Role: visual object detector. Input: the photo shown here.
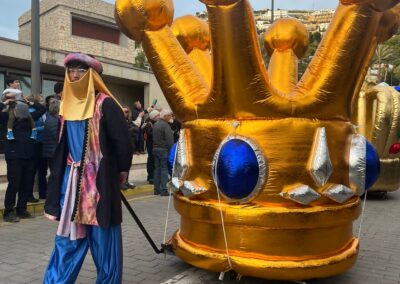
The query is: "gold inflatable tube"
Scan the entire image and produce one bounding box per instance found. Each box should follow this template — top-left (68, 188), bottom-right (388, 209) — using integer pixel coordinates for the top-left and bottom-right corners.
top-left (355, 86), bottom-right (400, 192)
top-left (264, 19), bottom-right (308, 94)
top-left (115, 0), bottom-right (400, 280)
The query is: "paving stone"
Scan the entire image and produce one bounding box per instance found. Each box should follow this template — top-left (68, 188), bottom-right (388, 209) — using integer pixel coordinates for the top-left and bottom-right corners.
top-left (0, 190), bottom-right (399, 283)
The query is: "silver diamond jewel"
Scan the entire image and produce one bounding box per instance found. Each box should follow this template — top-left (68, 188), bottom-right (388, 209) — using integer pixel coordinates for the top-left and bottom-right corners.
top-left (172, 130), bottom-right (188, 180)
top-left (323, 184), bottom-right (355, 203)
top-left (280, 184), bottom-right (321, 205)
top-left (349, 134), bottom-right (367, 196)
top-left (181, 181), bottom-right (207, 197)
top-left (309, 127), bottom-right (333, 187)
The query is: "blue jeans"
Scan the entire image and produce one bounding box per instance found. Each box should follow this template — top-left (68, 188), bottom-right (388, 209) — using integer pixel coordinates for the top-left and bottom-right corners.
top-left (153, 148), bottom-right (169, 193)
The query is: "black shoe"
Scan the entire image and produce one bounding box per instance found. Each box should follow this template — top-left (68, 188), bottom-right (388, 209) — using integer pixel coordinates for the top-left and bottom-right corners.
top-left (159, 190), bottom-right (171, 196)
top-left (120, 183), bottom-right (129, 191)
top-left (126, 182), bottom-right (136, 189)
top-left (27, 197), bottom-right (39, 203)
top-left (3, 212), bottom-right (20, 223)
top-left (16, 210), bottom-right (33, 219)
top-left (154, 190), bottom-right (160, 195)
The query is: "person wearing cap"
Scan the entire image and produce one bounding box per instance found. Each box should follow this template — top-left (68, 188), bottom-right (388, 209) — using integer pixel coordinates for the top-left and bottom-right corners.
top-left (2, 77), bottom-right (38, 140)
top-left (43, 53), bottom-right (132, 283)
top-left (143, 110), bottom-right (160, 185)
top-left (0, 93), bottom-right (46, 222)
top-left (152, 109), bottom-right (174, 196)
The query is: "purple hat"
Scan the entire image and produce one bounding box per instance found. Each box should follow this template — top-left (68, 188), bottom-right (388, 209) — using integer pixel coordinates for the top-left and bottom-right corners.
top-left (64, 52), bottom-right (103, 74)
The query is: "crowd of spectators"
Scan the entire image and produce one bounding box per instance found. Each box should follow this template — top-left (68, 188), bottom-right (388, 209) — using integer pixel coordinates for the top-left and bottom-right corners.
top-left (1, 78), bottom-right (61, 222)
top-left (1, 77), bottom-right (179, 222)
top-left (124, 100), bottom-right (180, 194)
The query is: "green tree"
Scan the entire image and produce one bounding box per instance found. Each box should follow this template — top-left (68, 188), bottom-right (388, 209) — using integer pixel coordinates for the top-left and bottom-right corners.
top-left (298, 32), bottom-right (321, 77)
top-left (258, 34), bottom-right (270, 67)
top-left (134, 50), bottom-right (148, 69)
top-left (372, 39), bottom-right (400, 84)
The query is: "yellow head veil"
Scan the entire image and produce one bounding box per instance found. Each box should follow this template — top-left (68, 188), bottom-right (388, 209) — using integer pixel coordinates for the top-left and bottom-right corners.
top-left (60, 68), bottom-right (122, 120)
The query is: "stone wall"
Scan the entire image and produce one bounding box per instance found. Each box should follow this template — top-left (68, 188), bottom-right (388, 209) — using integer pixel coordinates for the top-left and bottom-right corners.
top-left (18, 0), bottom-right (137, 64)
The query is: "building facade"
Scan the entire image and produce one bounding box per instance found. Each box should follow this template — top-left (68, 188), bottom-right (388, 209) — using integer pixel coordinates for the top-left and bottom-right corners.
top-left (18, 0), bottom-right (140, 64)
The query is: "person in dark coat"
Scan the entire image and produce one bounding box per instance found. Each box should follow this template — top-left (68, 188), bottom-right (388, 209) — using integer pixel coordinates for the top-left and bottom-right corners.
top-left (169, 114), bottom-right (182, 143)
top-left (43, 53), bottom-right (132, 283)
top-left (143, 110), bottom-right (160, 185)
top-left (120, 106), bottom-right (137, 190)
top-left (41, 99), bottom-right (60, 174)
top-left (0, 98), bottom-right (46, 222)
top-left (27, 94), bottom-right (47, 202)
top-left (152, 109), bottom-right (174, 196)
top-left (131, 100), bottom-right (145, 153)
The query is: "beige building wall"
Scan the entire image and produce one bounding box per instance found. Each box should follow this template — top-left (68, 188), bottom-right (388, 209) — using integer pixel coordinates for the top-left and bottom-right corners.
top-left (18, 0), bottom-right (137, 64)
top-left (15, 0), bottom-right (169, 111)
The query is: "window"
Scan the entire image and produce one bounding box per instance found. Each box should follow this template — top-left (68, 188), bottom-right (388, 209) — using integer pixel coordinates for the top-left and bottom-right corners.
top-left (0, 73), bottom-right (4, 90)
top-left (19, 76), bottom-right (32, 96)
top-left (42, 79), bottom-right (61, 97)
top-left (72, 16), bottom-right (120, 45)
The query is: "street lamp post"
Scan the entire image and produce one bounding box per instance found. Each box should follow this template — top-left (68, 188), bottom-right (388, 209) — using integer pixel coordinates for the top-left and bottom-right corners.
top-left (271, 0), bottom-right (274, 23)
top-left (31, 0), bottom-right (41, 95)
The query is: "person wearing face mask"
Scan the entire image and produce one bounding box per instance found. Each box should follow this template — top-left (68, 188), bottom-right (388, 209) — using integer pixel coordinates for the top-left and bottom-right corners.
top-left (43, 52), bottom-right (132, 284)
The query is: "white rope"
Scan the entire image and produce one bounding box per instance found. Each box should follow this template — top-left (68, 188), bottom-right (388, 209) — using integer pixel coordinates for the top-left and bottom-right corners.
top-left (163, 187), bottom-right (173, 246)
top-left (163, 142), bottom-right (180, 247)
top-left (357, 190), bottom-right (369, 240)
top-left (214, 161), bottom-right (233, 272)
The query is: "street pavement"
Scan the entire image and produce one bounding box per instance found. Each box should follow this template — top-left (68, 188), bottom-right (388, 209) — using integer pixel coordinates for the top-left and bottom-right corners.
top-left (0, 189), bottom-right (399, 284)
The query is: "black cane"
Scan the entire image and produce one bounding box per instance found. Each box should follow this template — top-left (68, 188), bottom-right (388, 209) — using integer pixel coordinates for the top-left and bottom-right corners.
top-left (120, 192), bottom-right (165, 254)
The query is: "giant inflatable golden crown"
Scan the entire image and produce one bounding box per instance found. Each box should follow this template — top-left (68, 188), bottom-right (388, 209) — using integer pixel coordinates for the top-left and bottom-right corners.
top-left (353, 83), bottom-right (400, 193)
top-left (115, 0), bottom-right (400, 280)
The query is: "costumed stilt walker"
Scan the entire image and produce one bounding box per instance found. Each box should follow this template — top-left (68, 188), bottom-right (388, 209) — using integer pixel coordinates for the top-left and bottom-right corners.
top-left (43, 53), bottom-right (132, 284)
top-left (115, 0), bottom-right (400, 281)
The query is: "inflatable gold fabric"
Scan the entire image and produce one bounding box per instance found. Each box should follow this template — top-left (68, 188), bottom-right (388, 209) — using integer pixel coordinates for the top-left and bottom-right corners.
top-left (354, 85), bottom-right (400, 192)
top-left (115, 0), bottom-right (400, 280)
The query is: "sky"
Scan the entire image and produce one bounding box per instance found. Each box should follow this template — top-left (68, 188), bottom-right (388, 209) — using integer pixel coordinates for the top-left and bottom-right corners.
top-left (0, 0), bottom-right (339, 40)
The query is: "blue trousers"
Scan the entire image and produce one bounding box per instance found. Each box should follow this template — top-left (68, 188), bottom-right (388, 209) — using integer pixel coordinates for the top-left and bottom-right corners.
top-left (44, 225), bottom-right (122, 284)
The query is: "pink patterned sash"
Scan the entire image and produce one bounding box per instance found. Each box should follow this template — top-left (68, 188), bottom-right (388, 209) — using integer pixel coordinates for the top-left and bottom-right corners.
top-left (56, 155), bottom-right (86, 240)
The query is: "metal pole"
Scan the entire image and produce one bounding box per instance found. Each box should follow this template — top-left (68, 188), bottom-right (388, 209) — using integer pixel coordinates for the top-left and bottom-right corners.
top-left (31, 0), bottom-right (41, 95)
top-left (271, 0), bottom-right (274, 23)
top-left (120, 192), bottom-right (164, 254)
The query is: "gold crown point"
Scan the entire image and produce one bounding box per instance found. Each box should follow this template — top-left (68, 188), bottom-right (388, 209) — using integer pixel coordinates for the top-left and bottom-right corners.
top-left (376, 4), bottom-right (400, 43)
top-left (200, 0), bottom-right (239, 5)
top-left (341, 0), bottom-right (399, 11)
top-left (264, 18), bottom-right (309, 59)
top-left (172, 15), bottom-right (210, 53)
top-left (115, 0), bottom-right (174, 41)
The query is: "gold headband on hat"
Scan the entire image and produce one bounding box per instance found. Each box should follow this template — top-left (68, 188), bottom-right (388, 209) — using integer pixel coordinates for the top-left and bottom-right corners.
top-left (60, 68), bottom-right (122, 120)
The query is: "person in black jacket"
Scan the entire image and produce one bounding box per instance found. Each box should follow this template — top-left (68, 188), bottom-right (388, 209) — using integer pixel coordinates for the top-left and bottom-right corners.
top-left (152, 109), bottom-right (174, 196)
top-left (131, 100), bottom-right (145, 153)
top-left (143, 110), bottom-right (160, 185)
top-left (43, 53), bottom-right (132, 284)
top-left (41, 99), bottom-right (60, 174)
top-left (0, 98), bottom-right (46, 222)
